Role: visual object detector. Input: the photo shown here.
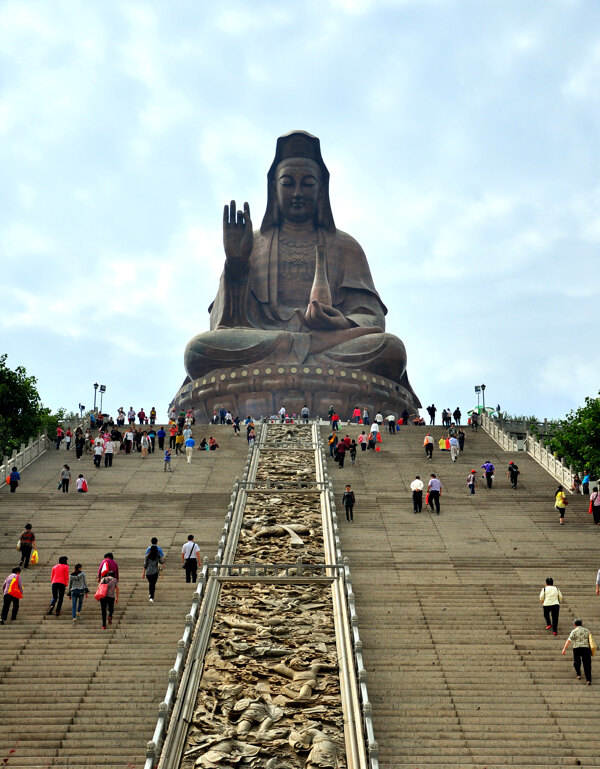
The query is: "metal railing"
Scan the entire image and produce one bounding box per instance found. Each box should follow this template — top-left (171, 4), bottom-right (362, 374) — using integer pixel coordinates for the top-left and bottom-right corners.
top-left (144, 441), bottom-right (258, 769)
top-left (241, 478), bottom-right (327, 490)
top-left (147, 420), bottom-right (377, 769)
top-left (207, 558), bottom-right (344, 579)
top-left (317, 436), bottom-right (378, 769)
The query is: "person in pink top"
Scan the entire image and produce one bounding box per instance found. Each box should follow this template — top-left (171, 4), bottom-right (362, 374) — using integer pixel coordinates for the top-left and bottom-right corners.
top-left (48, 556), bottom-right (70, 616)
top-left (98, 553), bottom-right (119, 582)
top-left (2, 567), bottom-right (23, 624)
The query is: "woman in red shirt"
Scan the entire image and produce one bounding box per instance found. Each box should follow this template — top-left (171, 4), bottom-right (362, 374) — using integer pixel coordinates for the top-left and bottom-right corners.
top-left (48, 556), bottom-right (69, 616)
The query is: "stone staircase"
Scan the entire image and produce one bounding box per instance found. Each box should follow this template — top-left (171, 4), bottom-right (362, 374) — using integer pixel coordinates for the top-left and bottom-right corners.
top-left (0, 427), bottom-right (247, 768)
top-left (325, 423), bottom-right (600, 768)
top-left (3, 418), bottom-right (599, 768)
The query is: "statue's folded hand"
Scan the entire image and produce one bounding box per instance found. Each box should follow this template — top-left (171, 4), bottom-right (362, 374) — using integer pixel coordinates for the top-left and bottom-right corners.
top-left (301, 300), bottom-right (352, 331)
top-left (223, 200), bottom-right (253, 270)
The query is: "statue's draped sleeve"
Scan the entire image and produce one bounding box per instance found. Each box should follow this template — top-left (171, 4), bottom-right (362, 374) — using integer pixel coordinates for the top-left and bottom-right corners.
top-left (325, 230), bottom-right (387, 330)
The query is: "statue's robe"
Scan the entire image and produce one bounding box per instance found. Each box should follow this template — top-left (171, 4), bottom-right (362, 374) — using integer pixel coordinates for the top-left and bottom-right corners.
top-left (184, 227), bottom-right (417, 400)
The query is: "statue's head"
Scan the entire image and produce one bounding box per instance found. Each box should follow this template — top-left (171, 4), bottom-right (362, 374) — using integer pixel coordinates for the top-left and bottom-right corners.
top-left (261, 131), bottom-right (335, 234)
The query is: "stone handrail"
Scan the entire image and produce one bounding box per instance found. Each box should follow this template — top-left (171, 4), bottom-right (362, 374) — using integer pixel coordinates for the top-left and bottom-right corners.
top-left (480, 413), bottom-right (518, 452)
top-left (480, 412), bottom-right (578, 493)
top-left (0, 432), bottom-right (51, 483)
top-left (524, 433), bottom-right (579, 493)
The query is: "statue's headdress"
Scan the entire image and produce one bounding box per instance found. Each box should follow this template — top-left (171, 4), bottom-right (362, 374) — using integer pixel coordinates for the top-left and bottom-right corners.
top-left (260, 130), bottom-right (335, 234)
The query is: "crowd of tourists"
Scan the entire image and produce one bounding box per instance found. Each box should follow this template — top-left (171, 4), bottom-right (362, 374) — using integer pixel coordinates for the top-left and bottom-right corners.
top-left (3, 527), bottom-right (204, 628)
top-left (4, 399), bottom-right (598, 687)
top-left (48, 407), bottom-right (226, 483)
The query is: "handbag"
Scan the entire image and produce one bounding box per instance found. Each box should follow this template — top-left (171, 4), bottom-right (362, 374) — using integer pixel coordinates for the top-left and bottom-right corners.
top-left (589, 633), bottom-right (597, 657)
top-left (57, 481), bottom-right (62, 491)
top-left (30, 549), bottom-right (39, 566)
top-left (95, 582), bottom-right (109, 600)
top-left (16, 540), bottom-right (21, 552)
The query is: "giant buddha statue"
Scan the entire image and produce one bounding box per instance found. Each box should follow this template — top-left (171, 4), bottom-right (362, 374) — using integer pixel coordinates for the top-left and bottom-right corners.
top-left (172, 131), bottom-right (420, 419)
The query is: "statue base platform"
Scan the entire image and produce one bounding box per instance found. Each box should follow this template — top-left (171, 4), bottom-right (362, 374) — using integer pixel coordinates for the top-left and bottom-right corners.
top-left (170, 363), bottom-right (420, 422)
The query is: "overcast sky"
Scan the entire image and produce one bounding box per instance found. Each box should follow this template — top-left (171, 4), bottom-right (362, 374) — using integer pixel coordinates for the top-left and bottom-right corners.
top-left (1, 0), bottom-right (598, 422)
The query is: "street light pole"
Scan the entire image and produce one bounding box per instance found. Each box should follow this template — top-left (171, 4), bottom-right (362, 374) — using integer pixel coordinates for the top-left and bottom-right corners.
top-left (481, 384), bottom-right (486, 412)
top-left (99, 385), bottom-right (106, 413)
top-left (93, 383), bottom-right (98, 412)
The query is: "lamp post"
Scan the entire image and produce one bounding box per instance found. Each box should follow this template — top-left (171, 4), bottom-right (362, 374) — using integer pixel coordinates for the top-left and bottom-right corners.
top-left (99, 385), bottom-right (106, 412)
top-left (481, 384), bottom-right (486, 412)
top-left (93, 383), bottom-right (98, 412)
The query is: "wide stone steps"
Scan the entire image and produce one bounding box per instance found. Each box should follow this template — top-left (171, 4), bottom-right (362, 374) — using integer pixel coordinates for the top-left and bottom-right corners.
top-left (0, 428), bottom-right (246, 768)
top-left (326, 423), bottom-right (600, 767)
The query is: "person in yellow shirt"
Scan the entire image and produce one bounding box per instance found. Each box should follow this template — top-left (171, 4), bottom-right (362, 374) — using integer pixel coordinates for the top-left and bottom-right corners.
top-left (555, 485), bottom-right (567, 525)
top-left (175, 431), bottom-right (185, 456)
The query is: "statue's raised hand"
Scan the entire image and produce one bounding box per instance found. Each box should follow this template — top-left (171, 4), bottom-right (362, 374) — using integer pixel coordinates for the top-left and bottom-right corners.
top-left (223, 201), bottom-right (253, 269)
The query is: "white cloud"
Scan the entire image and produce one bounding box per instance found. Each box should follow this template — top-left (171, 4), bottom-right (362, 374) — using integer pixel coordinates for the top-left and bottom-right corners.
top-left (562, 41), bottom-right (600, 98)
top-left (0, 0), bottom-right (598, 419)
top-left (1, 222), bottom-right (56, 260)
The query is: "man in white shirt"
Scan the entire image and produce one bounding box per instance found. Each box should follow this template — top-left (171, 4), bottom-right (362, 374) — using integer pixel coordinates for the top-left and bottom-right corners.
top-left (539, 577), bottom-right (563, 634)
top-left (387, 414), bottom-right (396, 434)
top-left (181, 535), bottom-right (201, 583)
top-left (103, 439), bottom-right (114, 468)
top-left (410, 475), bottom-right (424, 513)
top-left (449, 435), bottom-right (459, 462)
top-left (278, 406), bottom-right (286, 423)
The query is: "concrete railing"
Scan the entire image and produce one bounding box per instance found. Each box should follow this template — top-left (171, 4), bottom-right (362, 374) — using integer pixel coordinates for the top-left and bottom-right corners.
top-left (480, 413), bottom-right (519, 452)
top-left (524, 433), bottom-right (580, 493)
top-left (481, 413), bottom-right (580, 493)
top-left (0, 432), bottom-right (51, 483)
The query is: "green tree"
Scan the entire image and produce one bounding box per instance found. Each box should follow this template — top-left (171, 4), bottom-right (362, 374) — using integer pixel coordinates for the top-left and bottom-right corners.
top-left (546, 394), bottom-right (600, 477)
top-left (0, 355), bottom-right (50, 459)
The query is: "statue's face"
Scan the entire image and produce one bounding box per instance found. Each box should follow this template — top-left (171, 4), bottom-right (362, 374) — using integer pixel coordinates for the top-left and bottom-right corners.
top-left (276, 159), bottom-right (321, 224)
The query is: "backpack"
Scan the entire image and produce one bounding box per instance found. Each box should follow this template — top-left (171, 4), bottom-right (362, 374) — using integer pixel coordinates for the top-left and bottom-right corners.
top-left (8, 577), bottom-right (23, 599)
